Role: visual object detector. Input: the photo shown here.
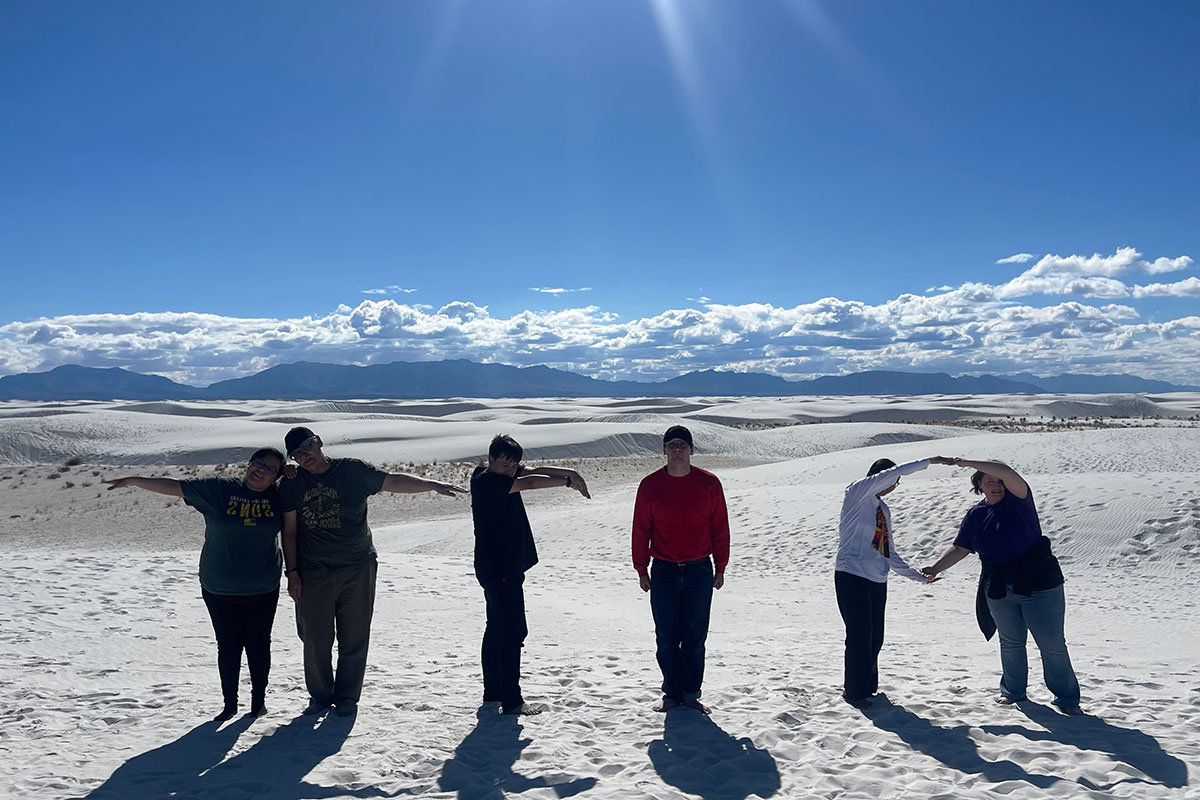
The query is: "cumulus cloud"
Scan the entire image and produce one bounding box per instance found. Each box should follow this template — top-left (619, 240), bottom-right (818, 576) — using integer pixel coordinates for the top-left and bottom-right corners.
top-left (529, 287), bottom-right (592, 294)
top-left (995, 247), bottom-right (1193, 299)
top-left (1132, 277), bottom-right (1200, 298)
top-left (996, 253), bottom-right (1036, 264)
top-left (1, 246), bottom-right (1196, 385)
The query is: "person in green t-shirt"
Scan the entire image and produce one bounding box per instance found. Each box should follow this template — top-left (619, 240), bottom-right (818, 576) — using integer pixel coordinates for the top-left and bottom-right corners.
top-left (280, 426), bottom-right (466, 717)
top-left (104, 447), bottom-right (286, 722)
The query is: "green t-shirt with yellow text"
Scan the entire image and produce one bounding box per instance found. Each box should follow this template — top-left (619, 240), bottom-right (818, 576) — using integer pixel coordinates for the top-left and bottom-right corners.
top-left (181, 476), bottom-right (282, 595)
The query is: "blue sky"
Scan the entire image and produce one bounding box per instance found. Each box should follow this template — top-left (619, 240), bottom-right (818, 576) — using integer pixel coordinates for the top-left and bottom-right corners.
top-left (1, 1), bottom-right (1196, 385)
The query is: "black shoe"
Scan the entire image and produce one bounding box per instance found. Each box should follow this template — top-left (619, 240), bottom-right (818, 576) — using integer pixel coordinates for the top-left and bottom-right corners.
top-left (843, 695), bottom-right (872, 709)
top-left (213, 704), bottom-right (238, 722)
top-left (302, 701), bottom-right (332, 716)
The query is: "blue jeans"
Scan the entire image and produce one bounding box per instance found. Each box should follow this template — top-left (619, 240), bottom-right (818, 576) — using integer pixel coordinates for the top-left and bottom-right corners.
top-left (650, 558), bottom-right (714, 703)
top-left (985, 580), bottom-right (1080, 708)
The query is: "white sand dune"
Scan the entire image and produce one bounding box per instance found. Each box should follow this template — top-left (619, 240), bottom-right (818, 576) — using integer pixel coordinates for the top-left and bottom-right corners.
top-left (1, 395), bottom-right (1197, 799)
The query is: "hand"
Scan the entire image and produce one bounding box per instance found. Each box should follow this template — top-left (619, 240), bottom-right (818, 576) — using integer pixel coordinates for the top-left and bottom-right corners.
top-left (638, 574), bottom-right (651, 593)
top-left (569, 471), bottom-right (591, 499)
top-left (920, 566), bottom-right (940, 583)
top-left (102, 478), bottom-right (133, 491)
top-left (713, 572), bottom-right (725, 590)
top-left (287, 573), bottom-right (303, 601)
top-left (431, 481), bottom-right (466, 497)
top-left (281, 464), bottom-right (298, 480)
top-left (930, 456), bottom-right (956, 466)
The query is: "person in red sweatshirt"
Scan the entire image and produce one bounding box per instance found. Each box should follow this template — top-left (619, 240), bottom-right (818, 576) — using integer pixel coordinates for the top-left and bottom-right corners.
top-left (632, 425), bottom-right (731, 715)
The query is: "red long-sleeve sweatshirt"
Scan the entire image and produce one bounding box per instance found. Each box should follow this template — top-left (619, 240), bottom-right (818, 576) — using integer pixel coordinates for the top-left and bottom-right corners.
top-left (631, 466), bottom-right (730, 575)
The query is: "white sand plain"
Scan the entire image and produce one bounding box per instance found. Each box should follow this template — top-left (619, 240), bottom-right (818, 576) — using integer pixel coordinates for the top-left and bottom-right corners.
top-left (0, 393), bottom-right (1197, 800)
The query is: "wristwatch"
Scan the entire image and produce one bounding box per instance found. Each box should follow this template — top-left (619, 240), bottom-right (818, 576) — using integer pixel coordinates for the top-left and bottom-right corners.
top-left (564, 475), bottom-right (573, 488)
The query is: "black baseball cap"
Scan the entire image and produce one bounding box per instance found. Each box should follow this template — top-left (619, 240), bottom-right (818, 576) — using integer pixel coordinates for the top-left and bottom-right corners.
top-left (285, 426), bottom-right (318, 456)
top-left (663, 425), bottom-right (693, 446)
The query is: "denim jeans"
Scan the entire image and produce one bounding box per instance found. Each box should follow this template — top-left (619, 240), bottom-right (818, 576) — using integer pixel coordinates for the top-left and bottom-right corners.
top-left (985, 579), bottom-right (1080, 708)
top-left (833, 571), bottom-right (887, 701)
top-left (650, 557), bottom-right (714, 703)
top-left (481, 574), bottom-right (528, 713)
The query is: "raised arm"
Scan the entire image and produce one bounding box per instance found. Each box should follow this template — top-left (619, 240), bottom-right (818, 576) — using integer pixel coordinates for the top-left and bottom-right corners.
top-left (102, 476), bottom-right (184, 497)
top-left (510, 466), bottom-right (590, 498)
top-left (949, 458), bottom-right (1029, 499)
top-left (382, 473), bottom-right (465, 496)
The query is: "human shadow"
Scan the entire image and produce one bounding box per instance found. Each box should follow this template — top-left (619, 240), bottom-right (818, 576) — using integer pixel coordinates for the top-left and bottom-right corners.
top-left (74, 712), bottom-right (393, 800)
top-left (70, 716), bottom-right (253, 799)
top-left (862, 694), bottom-right (1061, 789)
top-left (647, 708), bottom-right (780, 800)
top-left (437, 706), bottom-right (598, 800)
top-left (979, 701), bottom-right (1189, 791)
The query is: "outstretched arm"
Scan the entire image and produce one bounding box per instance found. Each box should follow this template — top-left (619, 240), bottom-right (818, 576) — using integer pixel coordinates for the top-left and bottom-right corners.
top-left (948, 458), bottom-right (1029, 499)
top-left (511, 466), bottom-right (591, 498)
top-left (102, 476), bottom-right (183, 497)
top-left (921, 545), bottom-right (973, 581)
top-left (382, 473), bottom-right (465, 496)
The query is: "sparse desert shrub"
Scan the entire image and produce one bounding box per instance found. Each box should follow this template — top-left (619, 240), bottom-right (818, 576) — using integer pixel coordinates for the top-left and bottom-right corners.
top-left (57, 465), bottom-right (70, 473)
top-left (62, 481), bottom-right (75, 489)
top-left (47, 473), bottom-right (60, 480)
top-left (65, 456), bottom-right (83, 466)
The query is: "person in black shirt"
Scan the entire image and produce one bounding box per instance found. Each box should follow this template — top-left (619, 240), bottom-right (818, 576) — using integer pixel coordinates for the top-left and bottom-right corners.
top-left (470, 434), bottom-right (590, 716)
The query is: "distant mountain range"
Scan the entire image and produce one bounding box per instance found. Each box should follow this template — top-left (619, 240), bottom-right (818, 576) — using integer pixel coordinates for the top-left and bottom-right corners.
top-left (0, 361), bottom-right (1194, 401)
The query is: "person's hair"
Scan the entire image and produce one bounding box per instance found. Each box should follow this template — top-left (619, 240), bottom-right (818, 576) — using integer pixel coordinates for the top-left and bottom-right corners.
top-left (867, 458), bottom-right (896, 477)
top-left (249, 447), bottom-right (285, 470)
top-left (970, 470), bottom-right (1004, 495)
top-left (489, 434), bottom-right (523, 462)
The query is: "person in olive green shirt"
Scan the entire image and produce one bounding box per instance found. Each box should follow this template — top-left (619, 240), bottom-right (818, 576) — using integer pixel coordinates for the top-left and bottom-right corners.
top-left (280, 426), bottom-right (465, 717)
top-left (104, 447), bottom-right (286, 721)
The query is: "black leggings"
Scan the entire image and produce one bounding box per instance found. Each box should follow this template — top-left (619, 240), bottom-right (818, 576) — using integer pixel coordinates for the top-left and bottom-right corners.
top-left (202, 588), bottom-right (279, 706)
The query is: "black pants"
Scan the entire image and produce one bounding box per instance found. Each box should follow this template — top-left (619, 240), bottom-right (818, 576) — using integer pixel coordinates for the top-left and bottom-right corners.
top-left (202, 587), bottom-right (279, 707)
top-left (481, 574), bottom-right (528, 712)
top-left (834, 571), bottom-right (887, 702)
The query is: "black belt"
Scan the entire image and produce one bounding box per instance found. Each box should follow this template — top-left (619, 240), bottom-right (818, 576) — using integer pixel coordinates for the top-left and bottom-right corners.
top-left (653, 556), bottom-right (711, 567)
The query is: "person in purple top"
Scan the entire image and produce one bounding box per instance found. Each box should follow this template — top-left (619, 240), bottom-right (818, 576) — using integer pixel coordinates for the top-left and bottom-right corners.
top-left (923, 458), bottom-right (1084, 715)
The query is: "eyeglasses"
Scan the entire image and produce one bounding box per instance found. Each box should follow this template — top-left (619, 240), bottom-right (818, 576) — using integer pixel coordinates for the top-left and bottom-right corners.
top-left (289, 436), bottom-right (319, 457)
top-left (250, 459), bottom-right (280, 476)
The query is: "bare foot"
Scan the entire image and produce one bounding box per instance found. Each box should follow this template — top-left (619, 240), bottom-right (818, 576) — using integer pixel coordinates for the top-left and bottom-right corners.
top-left (502, 702), bottom-right (546, 716)
top-left (654, 698), bottom-right (682, 712)
top-left (682, 698), bottom-right (711, 715)
top-left (995, 697), bottom-right (1019, 706)
top-left (1059, 705), bottom-right (1086, 716)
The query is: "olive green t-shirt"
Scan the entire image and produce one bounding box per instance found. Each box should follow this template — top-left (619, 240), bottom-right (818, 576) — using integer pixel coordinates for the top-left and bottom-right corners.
top-left (280, 458), bottom-right (388, 570)
top-left (181, 476), bottom-right (282, 595)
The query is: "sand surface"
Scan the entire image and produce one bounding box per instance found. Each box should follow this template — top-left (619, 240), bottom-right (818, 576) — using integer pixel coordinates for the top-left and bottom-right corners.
top-left (1, 394), bottom-right (1197, 799)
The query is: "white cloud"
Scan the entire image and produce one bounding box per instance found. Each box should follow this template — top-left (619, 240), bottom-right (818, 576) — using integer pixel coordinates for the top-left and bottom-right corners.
top-left (529, 287), bottom-right (592, 295)
top-left (1132, 277), bottom-right (1200, 298)
top-left (1, 246), bottom-right (1197, 385)
top-left (361, 285), bottom-right (417, 295)
top-left (996, 253), bottom-right (1036, 264)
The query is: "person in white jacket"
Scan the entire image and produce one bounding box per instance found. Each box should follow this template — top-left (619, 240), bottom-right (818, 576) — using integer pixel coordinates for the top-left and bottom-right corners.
top-left (835, 456), bottom-right (952, 708)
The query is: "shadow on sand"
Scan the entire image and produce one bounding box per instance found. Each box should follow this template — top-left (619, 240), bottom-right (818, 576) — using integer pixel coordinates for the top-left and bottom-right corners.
top-left (980, 701), bottom-right (1189, 791)
top-left (73, 710), bottom-right (395, 800)
top-left (863, 694), bottom-right (1061, 789)
top-left (437, 706), bottom-right (597, 800)
top-left (648, 708), bottom-right (780, 800)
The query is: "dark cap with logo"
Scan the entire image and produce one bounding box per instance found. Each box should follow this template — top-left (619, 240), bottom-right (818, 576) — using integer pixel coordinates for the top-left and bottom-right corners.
top-left (285, 426), bottom-right (318, 456)
top-left (663, 425), bottom-right (693, 446)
